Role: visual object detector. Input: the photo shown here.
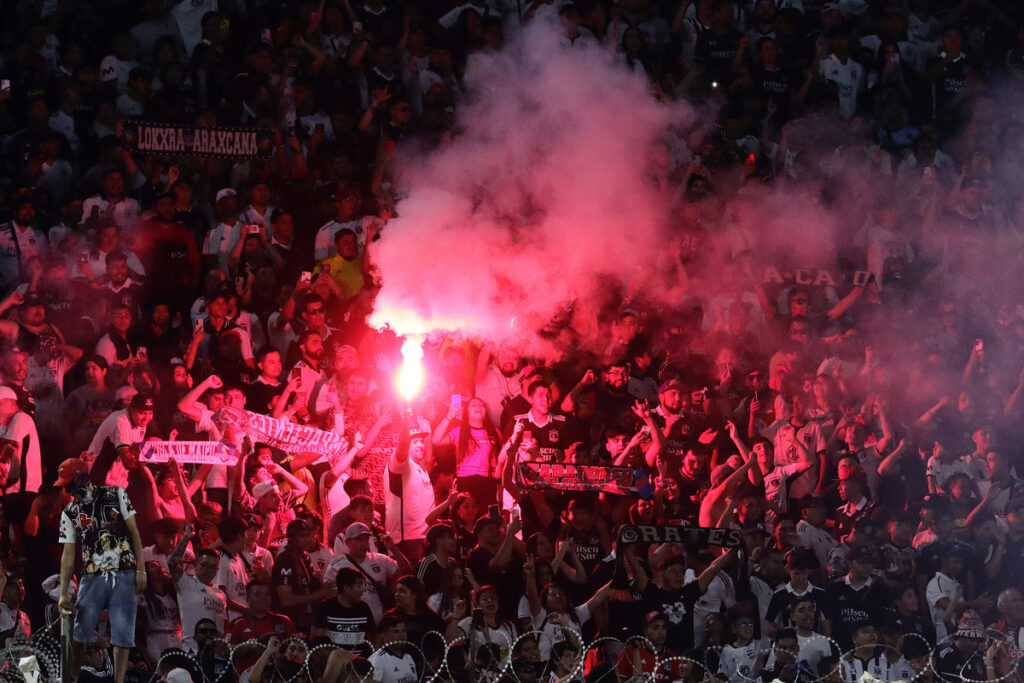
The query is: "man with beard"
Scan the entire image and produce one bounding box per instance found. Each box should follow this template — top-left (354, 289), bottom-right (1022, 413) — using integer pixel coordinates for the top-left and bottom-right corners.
top-left (286, 330), bottom-right (327, 417)
top-left (562, 359), bottom-right (638, 443)
top-left (0, 385), bottom-right (42, 493)
top-left (0, 195), bottom-right (47, 291)
top-left (95, 251), bottom-right (144, 316)
top-left (766, 392), bottom-right (827, 502)
top-left (134, 303), bottom-right (187, 371)
top-left (0, 290), bottom-right (69, 359)
top-left (2, 347), bottom-right (36, 417)
top-left (651, 378), bottom-right (717, 465)
top-left (86, 393), bottom-right (158, 489)
top-left (56, 456), bottom-right (147, 683)
top-left (475, 347), bottom-right (524, 428)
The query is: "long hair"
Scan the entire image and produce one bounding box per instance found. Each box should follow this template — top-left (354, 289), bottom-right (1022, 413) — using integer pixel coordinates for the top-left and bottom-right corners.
top-left (455, 398), bottom-right (500, 470)
top-left (397, 575), bottom-right (431, 615)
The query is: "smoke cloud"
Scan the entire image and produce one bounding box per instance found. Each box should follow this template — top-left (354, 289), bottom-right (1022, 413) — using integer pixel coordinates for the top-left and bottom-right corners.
top-left (369, 20), bottom-right (693, 352)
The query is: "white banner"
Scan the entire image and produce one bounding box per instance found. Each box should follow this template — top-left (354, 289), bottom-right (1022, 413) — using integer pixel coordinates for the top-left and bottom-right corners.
top-left (218, 408), bottom-right (348, 459)
top-left (140, 441), bottom-right (239, 465)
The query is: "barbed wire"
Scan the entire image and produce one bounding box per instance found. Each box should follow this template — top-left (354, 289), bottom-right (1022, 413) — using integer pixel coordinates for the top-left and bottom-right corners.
top-left (0, 620), bottom-right (1018, 683)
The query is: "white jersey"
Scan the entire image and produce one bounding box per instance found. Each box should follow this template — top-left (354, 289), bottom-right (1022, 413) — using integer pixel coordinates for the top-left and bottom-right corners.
top-left (385, 457), bottom-right (434, 543)
top-left (215, 550), bottom-right (249, 622)
top-left (819, 54), bottom-right (864, 118)
top-left (176, 574), bottom-right (227, 651)
top-left (369, 650), bottom-right (419, 683)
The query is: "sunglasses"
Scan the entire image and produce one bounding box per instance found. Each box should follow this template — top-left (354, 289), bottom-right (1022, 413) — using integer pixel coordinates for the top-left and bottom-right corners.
top-left (793, 298), bottom-right (809, 305)
top-left (305, 307), bottom-right (325, 315)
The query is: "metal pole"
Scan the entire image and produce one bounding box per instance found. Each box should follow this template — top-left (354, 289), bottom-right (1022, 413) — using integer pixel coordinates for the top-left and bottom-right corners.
top-left (59, 610), bottom-right (72, 683)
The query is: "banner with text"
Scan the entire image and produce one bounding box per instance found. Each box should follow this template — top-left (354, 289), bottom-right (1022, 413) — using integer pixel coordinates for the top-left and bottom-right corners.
top-left (618, 524), bottom-right (743, 548)
top-left (122, 121), bottom-right (275, 159)
top-left (140, 441), bottom-right (239, 465)
top-left (219, 408), bottom-right (348, 459)
top-left (518, 462), bottom-right (638, 495)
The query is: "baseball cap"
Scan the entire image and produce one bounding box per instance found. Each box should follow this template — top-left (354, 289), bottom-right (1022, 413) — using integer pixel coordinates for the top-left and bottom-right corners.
top-left (115, 386), bottom-right (137, 403)
top-left (742, 522), bottom-right (769, 536)
top-left (658, 378), bottom-right (684, 394)
top-left (344, 522), bottom-right (373, 540)
top-left (954, 610), bottom-right (986, 639)
top-left (243, 513), bottom-right (262, 528)
top-left (215, 188), bottom-right (237, 203)
top-left (251, 481), bottom-right (280, 501)
top-left (54, 458), bottom-right (89, 487)
top-left (426, 523), bottom-right (455, 546)
top-left (286, 518), bottom-right (313, 537)
top-left (212, 281), bottom-right (237, 302)
top-left (644, 610), bottom-right (669, 625)
top-left (22, 292), bottom-right (44, 307)
top-left (130, 393), bottom-right (155, 411)
top-left (0, 387), bottom-right (16, 403)
top-left (472, 515), bottom-right (502, 536)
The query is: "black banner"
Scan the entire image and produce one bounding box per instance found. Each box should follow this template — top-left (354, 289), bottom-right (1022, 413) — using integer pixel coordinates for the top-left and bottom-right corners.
top-left (122, 121), bottom-right (275, 159)
top-left (618, 524), bottom-right (743, 548)
top-left (518, 462), bottom-right (638, 494)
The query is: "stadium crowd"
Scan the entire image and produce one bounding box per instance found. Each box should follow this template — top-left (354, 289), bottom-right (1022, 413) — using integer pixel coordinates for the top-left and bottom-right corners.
top-left (0, 0), bottom-right (1022, 681)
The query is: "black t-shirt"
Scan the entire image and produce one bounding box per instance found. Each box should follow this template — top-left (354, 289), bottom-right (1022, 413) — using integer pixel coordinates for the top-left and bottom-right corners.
top-left (638, 581), bottom-right (703, 651)
top-left (466, 545), bottom-right (524, 618)
top-left (934, 643), bottom-right (985, 681)
top-left (823, 579), bottom-right (888, 650)
top-left (511, 413), bottom-right (572, 462)
top-left (246, 378), bottom-right (283, 416)
top-left (695, 30), bottom-right (741, 87)
top-left (272, 548), bottom-right (321, 631)
top-left (313, 598), bottom-right (375, 654)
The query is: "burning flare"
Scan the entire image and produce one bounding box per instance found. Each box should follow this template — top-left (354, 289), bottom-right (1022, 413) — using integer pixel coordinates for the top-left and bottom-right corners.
top-left (396, 336), bottom-right (425, 401)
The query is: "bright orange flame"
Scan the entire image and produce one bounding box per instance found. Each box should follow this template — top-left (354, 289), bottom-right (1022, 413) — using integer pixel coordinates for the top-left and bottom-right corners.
top-left (396, 337), bottom-right (425, 401)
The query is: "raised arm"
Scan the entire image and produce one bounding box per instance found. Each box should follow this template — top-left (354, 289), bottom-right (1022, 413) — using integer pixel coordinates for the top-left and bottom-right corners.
top-left (177, 374), bottom-right (223, 423)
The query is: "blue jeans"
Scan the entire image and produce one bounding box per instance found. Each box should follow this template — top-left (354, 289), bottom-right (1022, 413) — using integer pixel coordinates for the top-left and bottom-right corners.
top-left (75, 570), bottom-right (138, 648)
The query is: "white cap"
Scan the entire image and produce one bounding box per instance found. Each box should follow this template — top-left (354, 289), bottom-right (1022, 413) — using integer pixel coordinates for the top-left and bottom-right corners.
top-left (0, 386), bottom-right (17, 403)
top-left (99, 56), bottom-right (120, 82)
top-left (115, 386), bottom-right (137, 402)
top-left (252, 480), bottom-right (280, 500)
top-left (166, 668), bottom-right (194, 683)
top-left (215, 188), bottom-right (237, 203)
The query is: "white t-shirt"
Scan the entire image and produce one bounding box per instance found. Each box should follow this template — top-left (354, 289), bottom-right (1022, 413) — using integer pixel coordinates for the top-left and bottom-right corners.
top-left (719, 639), bottom-right (768, 681)
top-left (313, 217), bottom-right (373, 260)
top-left (369, 650), bottom-right (419, 683)
top-left (796, 520), bottom-right (837, 567)
top-left (763, 462), bottom-right (801, 513)
top-left (385, 457), bottom-right (433, 543)
top-left (80, 197), bottom-right (141, 238)
top-left (527, 605), bottom-right (590, 660)
top-left (215, 551), bottom-right (249, 622)
top-left (202, 221), bottom-right (241, 273)
top-left (0, 409), bottom-right (42, 494)
top-left (819, 54), bottom-right (864, 118)
top-left (322, 552), bottom-right (398, 623)
top-left (771, 422), bottom-right (825, 501)
top-left (925, 456), bottom-right (970, 491)
top-left (796, 632), bottom-right (833, 674)
top-left (177, 574), bottom-right (227, 650)
top-left (926, 571), bottom-right (958, 642)
top-left (87, 409), bottom-right (147, 488)
top-left (455, 617), bottom-right (515, 666)
top-left (172, 0), bottom-right (217, 56)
